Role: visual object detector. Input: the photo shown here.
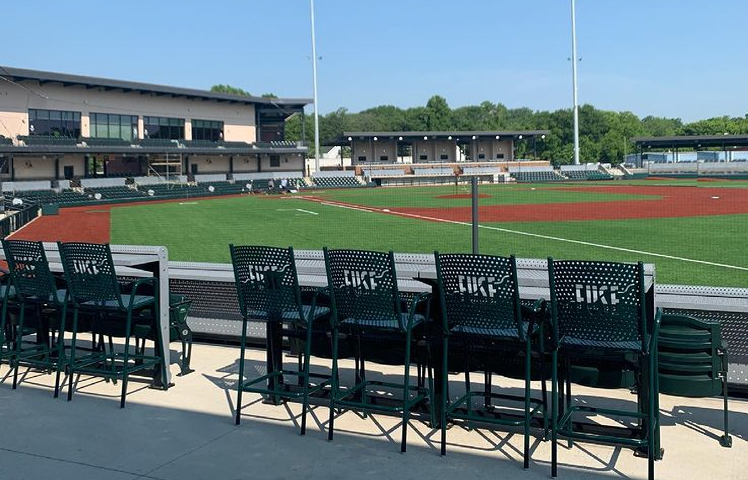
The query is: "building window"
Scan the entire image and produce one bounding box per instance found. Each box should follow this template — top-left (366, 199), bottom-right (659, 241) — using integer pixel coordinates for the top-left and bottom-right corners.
top-left (379, 155), bottom-right (388, 161)
top-left (478, 154), bottom-right (485, 159)
top-left (419, 154), bottom-right (428, 161)
top-left (143, 116), bottom-right (184, 139)
top-left (90, 113), bottom-right (138, 141)
top-left (440, 154), bottom-right (449, 160)
top-left (28, 109), bottom-right (81, 137)
top-left (496, 153), bottom-right (505, 159)
top-left (269, 155), bottom-right (280, 167)
top-left (357, 156), bottom-right (367, 162)
top-left (192, 119), bottom-right (224, 141)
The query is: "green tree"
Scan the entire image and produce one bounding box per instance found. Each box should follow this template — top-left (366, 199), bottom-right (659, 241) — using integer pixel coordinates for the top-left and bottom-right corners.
top-left (210, 84), bottom-right (252, 96)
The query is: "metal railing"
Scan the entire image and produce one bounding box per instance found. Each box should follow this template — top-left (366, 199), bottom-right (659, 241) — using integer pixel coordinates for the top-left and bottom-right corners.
top-left (0, 204), bottom-right (39, 237)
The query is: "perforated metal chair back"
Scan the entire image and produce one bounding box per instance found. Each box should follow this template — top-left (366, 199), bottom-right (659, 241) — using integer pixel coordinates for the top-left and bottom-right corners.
top-left (2, 239), bottom-right (58, 302)
top-left (435, 252), bottom-right (524, 339)
top-left (323, 248), bottom-right (402, 330)
top-left (229, 245), bottom-right (303, 322)
top-left (57, 242), bottom-right (121, 308)
top-left (548, 259), bottom-right (647, 352)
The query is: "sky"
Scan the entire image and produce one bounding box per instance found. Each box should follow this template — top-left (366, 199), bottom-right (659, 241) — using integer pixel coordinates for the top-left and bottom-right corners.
top-left (3, 0), bottom-right (748, 122)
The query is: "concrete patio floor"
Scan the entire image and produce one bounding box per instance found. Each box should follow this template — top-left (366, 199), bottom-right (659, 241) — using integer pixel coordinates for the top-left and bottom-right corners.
top-left (0, 342), bottom-right (745, 480)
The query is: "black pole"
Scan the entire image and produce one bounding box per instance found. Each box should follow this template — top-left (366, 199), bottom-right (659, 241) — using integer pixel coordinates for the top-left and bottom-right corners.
top-left (471, 176), bottom-right (479, 254)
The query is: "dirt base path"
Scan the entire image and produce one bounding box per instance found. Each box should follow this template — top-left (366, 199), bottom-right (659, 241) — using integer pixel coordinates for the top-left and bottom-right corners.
top-left (10, 205), bottom-right (112, 243)
top-left (397, 185), bottom-right (748, 222)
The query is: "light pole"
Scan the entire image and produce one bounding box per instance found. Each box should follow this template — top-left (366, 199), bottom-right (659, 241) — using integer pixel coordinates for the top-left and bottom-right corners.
top-left (309, 0), bottom-right (321, 174)
top-left (571, 0), bottom-right (580, 165)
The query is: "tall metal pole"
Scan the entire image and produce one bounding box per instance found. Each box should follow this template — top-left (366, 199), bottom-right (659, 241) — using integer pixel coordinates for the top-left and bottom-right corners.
top-left (571, 0), bottom-right (580, 165)
top-left (309, 0), bottom-right (321, 174)
top-left (471, 176), bottom-right (479, 254)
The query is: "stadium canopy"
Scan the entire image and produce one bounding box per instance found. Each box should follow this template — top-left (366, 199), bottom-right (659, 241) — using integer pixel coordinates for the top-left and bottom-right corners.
top-left (0, 65), bottom-right (310, 109)
top-left (632, 134), bottom-right (748, 150)
top-left (327, 130), bottom-right (550, 146)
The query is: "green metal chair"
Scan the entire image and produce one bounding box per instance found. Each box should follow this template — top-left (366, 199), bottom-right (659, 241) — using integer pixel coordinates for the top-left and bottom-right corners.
top-left (0, 265), bottom-right (16, 374)
top-left (435, 252), bottom-right (547, 468)
top-left (56, 242), bottom-right (163, 408)
top-left (548, 259), bottom-right (661, 480)
top-left (1, 239), bottom-right (67, 391)
top-left (658, 313), bottom-right (731, 447)
top-left (324, 248), bottom-right (431, 453)
top-left (230, 245), bottom-right (331, 435)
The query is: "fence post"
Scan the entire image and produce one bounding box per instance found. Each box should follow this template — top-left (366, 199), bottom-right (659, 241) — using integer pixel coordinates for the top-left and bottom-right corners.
top-left (471, 176), bottom-right (479, 254)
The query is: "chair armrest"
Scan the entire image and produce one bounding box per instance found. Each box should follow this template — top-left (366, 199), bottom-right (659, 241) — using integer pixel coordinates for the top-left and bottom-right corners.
top-left (305, 286), bottom-right (329, 325)
top-left (405, 292), bottom-right (431, 330)
top-left (646, 307), bottom-right (663, 354)
top-left (128, 277), bottom-right (158, 310)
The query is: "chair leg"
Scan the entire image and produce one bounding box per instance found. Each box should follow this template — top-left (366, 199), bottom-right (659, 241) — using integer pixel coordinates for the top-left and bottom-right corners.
top-left (327, 327), bottom-right (339, 442)
top-left (67, 310), bottom-right (80, 402)
top-left (523, 340), bottom-right (531, 470)
top-left (551, 350), bottom-right (558, 478)
top-left (300, 326), bottom-right (313, 436)
top-left (440, 333), bottom-right (448, 456)
top-left (54, 303), bottom-right (68, 399)
top-left (235, 318), bottom-right (249, 425)
top-left (484, 371), bottom-right (492, 409)
top-left (647, 353), bottom-right (655, 480)
top-left (718, 372), bottom-right (732, 447)
top-left (401, 329), bottom-right (413, 454)
top-left (540, 353), bottom-right (549, 440)
top-left (565, 359), bottom-right (572, 449)
top-left (120, 311), bottom-right (134, 409)
top-left (12, 303), bottom-right (26, 389)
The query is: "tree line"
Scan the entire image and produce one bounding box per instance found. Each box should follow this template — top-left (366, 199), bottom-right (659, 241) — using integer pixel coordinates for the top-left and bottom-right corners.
top-left (282, 95), bottom-right (748, 164)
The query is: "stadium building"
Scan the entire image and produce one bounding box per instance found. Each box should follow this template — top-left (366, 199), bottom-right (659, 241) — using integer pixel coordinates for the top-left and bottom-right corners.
top-left (0, 66), bottom-right (310, 182)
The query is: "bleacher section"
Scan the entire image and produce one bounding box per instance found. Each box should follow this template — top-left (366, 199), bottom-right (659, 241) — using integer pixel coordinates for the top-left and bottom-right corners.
top-left (13, 189), bottom-right (85, 205)
top-left (312, 176), bottom-right (363, 188)
top-left (461, 166), bottom-right (502, 175)
top-left (81, 137), bottom-right (131, 147)
top-left (513, 171), bottom-right (565, 182)
top-left (506, 165), bottom-right (564, 183)
top-left (0, 136), bottom-right (12, 145)
top-left (412, 167), bottom-right (455, 176)
top-left (137, 138), bottom-right (181, 148)
top-left (84, 186), bottom-right (148, 201)
top-left (18, 135), bottom-right (78, 146)
top-left (366, 169), bottom-right (406, 177)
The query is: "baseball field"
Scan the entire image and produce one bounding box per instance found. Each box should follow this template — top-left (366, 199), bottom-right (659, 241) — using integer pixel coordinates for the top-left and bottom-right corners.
top-left (13, 178), bottom-right (748, 287)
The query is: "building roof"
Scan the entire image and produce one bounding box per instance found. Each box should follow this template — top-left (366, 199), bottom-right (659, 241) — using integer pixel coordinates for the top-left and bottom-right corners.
top-left (328, 130), bottom-right (550, 145)
top-left (0, 66), bottom-right (311, 108)
top-left (0, 143), bottom-right (308, 156)
top-left (632, 134), bottom-right (748, 149)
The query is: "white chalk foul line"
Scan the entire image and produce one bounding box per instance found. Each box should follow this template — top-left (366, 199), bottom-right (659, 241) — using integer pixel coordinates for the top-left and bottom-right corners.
top-left (389, 209), bottom-right (748, 272)
top-left (295, 209), bottom-right (318, 215)
top-left (304, 196), bottom-right (748, 272)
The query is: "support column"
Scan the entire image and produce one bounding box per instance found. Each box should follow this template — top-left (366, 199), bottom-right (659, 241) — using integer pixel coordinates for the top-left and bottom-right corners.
top-left (229, 155), bottom-right (234, 174)
top-left (55, 156), bottom-right (60, 180)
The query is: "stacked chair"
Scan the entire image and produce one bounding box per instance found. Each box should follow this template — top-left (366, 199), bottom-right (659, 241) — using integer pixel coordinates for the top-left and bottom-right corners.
top-left (434, 252), bottom-right (547, 468)
top-left (547, 259), bottom-right (661, 480)
top-left (230, 245), bottom-right (331, 434)
top-left (658, 313), bottom-right (731, 447)
top-left (324, 248), bottom-right (432, 452)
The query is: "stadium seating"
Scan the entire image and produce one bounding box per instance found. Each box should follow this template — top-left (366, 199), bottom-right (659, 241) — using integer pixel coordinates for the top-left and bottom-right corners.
top-left (18, 135), bottom-right (78, 147)
top-left (311, 176), bottom-right (362, 188)
top-left (84, 186), bottom-right (149, 200)
top-left (0, 136), bottom-right (12, 145)
top-left (81, 137), bottom-right (131, 147)
top-left (138, 138), bottom-right (181, 148)
top-left (512, 170), bottom-right (565, 182)
top-left (563, 170), bottom-right (613, 180)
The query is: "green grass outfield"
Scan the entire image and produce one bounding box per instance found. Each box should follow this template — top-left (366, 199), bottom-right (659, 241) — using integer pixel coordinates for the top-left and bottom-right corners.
top-left (110, 180), bottom-right (748, 288)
